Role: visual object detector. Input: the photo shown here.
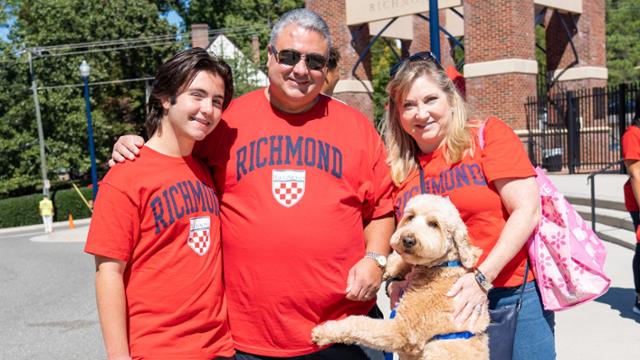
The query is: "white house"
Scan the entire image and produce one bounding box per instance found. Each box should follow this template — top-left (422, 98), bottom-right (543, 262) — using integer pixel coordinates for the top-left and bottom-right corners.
top-left (206, 34), bottom-right (269, 87)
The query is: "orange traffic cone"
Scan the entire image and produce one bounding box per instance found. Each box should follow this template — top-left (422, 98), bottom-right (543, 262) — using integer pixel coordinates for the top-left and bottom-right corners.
top-left (68, 213), bottom-right (75, 229)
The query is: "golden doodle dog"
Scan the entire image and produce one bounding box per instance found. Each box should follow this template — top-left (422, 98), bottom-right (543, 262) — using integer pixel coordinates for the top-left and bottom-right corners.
top-left (312, 194), bottom-right (489, 359)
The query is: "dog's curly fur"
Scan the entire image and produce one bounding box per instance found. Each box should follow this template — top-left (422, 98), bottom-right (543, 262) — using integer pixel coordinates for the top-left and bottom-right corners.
top-left (312, 194), bottom-right (490, 360)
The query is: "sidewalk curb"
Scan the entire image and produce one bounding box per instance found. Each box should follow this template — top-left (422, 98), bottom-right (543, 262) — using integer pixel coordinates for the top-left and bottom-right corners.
top-left (0, 218), bottom-right (91, 236)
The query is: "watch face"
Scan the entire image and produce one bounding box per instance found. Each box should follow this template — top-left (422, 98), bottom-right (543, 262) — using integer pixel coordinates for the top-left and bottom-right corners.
top-left (377, 256), bottom-right (387, 267)
top-left (366, 252), bottom-right (386, 268)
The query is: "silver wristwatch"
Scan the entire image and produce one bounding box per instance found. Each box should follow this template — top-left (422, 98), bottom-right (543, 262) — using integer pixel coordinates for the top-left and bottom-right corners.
top-left (473, 267), bottom-right (493, 292)
top-left (365, 251), bottom-right (387, 269)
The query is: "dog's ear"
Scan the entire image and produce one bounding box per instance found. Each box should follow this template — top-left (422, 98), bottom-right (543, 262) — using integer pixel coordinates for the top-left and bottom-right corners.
top-left (450, 221), bottom-right (481, 269)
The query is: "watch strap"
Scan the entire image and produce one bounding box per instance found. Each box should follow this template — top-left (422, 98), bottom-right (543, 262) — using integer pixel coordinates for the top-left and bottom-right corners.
top-left (364, 251), bottom-right (386, 269)
top-left (473, 267), bottom-right (493, 292)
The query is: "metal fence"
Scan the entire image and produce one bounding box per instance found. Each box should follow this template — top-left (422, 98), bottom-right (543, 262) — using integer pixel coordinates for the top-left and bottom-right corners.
top-left (524, 82), bottom-right (640, 173)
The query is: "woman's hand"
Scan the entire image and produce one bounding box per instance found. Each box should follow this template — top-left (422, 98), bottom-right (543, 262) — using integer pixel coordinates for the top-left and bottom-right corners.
top-left (447, 272), bottom-right (488, 328)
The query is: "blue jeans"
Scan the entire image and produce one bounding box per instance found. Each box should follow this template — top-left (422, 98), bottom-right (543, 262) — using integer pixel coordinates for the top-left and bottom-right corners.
top-left (236, 344), bottom-right (377, 360)
top-left (488, 281), bottom-right (556, 360)
top-left (234, 306), bottom-right (385, 360)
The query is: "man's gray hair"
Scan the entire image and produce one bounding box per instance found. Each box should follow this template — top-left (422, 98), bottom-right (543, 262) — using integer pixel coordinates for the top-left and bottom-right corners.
top-left (269, 8), bottom-right (332, 50)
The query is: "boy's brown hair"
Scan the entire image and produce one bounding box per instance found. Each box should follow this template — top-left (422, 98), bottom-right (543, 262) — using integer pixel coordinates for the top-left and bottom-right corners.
top-left (145, 48), bottom-right (234, 137)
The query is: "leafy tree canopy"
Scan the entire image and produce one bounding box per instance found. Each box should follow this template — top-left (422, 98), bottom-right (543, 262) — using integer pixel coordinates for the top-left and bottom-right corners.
top-left (0, 0), bottom-right (181, 197)
top-left (606, 0), bottom-right (640, 85)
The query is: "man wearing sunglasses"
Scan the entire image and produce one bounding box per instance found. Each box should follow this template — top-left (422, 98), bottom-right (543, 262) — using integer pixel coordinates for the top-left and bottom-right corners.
top-left (110, 8), bottom-right (393, 360)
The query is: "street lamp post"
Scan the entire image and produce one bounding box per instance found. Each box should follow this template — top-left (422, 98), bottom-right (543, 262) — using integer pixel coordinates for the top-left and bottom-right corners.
top-left (79, 60), bottom-right (99, 200)
top-left (28, 51), bottom-right (50, 196)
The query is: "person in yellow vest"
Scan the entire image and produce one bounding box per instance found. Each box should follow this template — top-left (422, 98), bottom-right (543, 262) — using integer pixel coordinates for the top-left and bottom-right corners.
top-left (39, 195), bottom-right (54, 234)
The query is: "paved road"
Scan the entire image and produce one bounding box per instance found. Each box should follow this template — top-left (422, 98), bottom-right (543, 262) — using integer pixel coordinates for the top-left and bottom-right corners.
top-left (0, 227), bottom-right (104, 359)
top-left (1, 223), bottom-right (639, 359)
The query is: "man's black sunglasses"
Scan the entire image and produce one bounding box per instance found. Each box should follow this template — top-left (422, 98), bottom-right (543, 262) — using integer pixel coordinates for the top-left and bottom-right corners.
top-left (271, 46), bottom-right (328, 71)
top-left (389, 51), bottom-right (443, 78)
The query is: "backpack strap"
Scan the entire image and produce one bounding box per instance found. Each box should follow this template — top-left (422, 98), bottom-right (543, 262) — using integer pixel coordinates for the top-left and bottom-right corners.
top-left (515, 260), bottom-right (530, 312)
top-left (419, 166), bottom-right (427, 194)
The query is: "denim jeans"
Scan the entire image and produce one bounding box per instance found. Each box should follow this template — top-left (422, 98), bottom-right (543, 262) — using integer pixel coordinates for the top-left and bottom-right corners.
top-left (488, 281), bottom-right (556, 360)
top-left (236, 344), bottom-right (376, 360)
top-left (234, 306), bottom-right (385, 360)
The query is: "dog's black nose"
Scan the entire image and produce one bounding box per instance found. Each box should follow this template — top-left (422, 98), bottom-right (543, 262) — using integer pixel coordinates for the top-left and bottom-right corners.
top-left (402, 236), bottom-right (416, 248)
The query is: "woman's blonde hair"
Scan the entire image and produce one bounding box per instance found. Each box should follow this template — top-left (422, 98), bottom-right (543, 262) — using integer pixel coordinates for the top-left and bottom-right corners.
top-left (383, 59), bottom-right (476, 185)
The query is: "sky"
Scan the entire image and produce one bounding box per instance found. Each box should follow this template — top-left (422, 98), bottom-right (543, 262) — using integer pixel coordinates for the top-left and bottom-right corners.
top-left (0, 19), bottom-right (11, 42)
top-left (162, 9), bottom-right (184, 30)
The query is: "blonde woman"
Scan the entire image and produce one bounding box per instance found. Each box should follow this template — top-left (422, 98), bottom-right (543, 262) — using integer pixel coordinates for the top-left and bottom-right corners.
top-left (384, 53), bottom-right (555, 359)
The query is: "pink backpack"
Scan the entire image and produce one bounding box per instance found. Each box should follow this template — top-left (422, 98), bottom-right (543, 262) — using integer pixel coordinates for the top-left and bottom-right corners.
top-left (527, 168), bottom-right (610, 310)
top-left (479, 121), bottom-right (610, 311)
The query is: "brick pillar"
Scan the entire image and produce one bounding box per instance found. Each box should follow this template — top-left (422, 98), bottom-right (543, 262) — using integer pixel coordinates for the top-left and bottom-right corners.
top-left (464, 0), bottom-right (537, 130)
top-left (409, 11), bottom-right (454, 69)
top-left (409, 13), bottom-right (429, 54)
top-left (307, 0), bottom-right (374, 121)
top-left (191, 24), bottom-right (209, 49)
top-left (546, 1), bottom-right (607, 91)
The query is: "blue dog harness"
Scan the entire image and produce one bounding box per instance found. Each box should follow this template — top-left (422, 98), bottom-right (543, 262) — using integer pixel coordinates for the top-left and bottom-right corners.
top-left (431, 331), bottom-right (475, 340)
top-left (431, 260), bottom-right (476, 341)
top-left (436, 260), bottom-right (463, 267)
top-left (383, 260), bottom-right (475, 359)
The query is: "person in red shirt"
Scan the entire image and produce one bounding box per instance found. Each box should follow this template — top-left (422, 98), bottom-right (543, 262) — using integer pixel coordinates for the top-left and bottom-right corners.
top-left (621, 113), bottom-right (640, 315)
top-left (85, 48), bottom-right (235, 360)
top-left (384, 52), bottom-right (555, 359)
top-left (445, 65), bottom-right (465, 98)
top-left (109, 9), bottom-right (394, 360)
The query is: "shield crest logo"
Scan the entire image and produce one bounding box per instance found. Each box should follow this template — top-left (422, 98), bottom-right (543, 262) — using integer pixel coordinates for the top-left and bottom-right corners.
top-left (187, 216), bottom-right (210, 256)
top-left (272, 169), bottom-right (305, 207)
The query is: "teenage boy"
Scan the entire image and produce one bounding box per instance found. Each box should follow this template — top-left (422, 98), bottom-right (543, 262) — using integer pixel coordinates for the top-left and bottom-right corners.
top-left (110, 9), bottom-right (393, 359)
top-left (84, 48), bottom-right (235, 360)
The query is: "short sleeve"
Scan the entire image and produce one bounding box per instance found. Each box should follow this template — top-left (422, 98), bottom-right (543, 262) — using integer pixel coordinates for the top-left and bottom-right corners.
top-left (363, 130), bottom-right (394, 222)
top-left (480, 117), bottom-right (535, 183)
top-left (84, 182), bottom-right (140, 261)
top-left (622, 127), bottom-right (640, 160)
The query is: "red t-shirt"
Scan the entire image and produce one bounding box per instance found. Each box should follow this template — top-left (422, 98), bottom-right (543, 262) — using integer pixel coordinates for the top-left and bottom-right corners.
top-left (622, 125), bottom-right (640, 212)
top-left (392, 117), bottom-right (535, 288)
top-left (85, 146), bottom-right (233, 359)
top-left (195, 89), bottom-right (393, 357)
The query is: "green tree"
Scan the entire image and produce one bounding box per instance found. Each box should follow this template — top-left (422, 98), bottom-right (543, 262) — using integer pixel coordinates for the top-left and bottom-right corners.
top-left (0, 1), bottom-right (9, 25)
top-left (535, 24), bottom-right (547, 95)
top-left (370, 39), bottom-right (400, 131)
top-left (607, 0), bottom-right (640, 85)
top-left (0, 0), bottom-right (181, 197)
